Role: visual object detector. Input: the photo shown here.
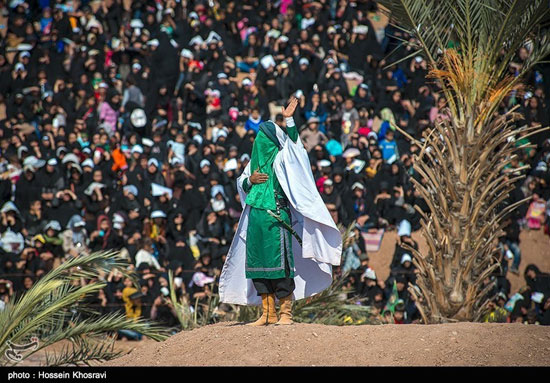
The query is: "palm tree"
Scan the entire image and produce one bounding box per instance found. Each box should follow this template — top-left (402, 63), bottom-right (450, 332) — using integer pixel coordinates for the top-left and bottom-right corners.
top-left (0, 251), bottom-right (169, 366)
top-left (378, 0), bottom-right (550, 322)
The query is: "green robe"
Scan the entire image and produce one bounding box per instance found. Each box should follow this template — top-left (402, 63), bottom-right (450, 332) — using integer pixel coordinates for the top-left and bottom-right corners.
top-left (243, 121), bottom-right (298, 279)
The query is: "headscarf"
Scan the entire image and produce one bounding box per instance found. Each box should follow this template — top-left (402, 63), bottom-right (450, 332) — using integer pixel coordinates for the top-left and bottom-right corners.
top-left (67, 214), bottom-right (87, 246)
top-left (96, 214), bottom-right (112, 249)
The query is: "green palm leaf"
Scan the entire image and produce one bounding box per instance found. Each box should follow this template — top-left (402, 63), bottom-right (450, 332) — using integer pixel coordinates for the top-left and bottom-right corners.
top-left (0, 251), bottom-right (169, 366)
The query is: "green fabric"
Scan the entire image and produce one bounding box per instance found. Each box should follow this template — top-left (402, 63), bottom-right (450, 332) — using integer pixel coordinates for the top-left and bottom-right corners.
top-left (242, 177), bottom-right (251, 194)
top-left (259, 121), bottom-right (282, 150)
top-left (515, 137), bottom-right (533, 156)
top-left (244, 122), bottom-right (297, 210)
top-left (243, 121), bottom-right (298, 279)
top-left (245, 206), bottom-right (295, 279)
top-left (44, 234), bottom-right (63, 246)
top-left (383, 280), bottom-right (400, 314)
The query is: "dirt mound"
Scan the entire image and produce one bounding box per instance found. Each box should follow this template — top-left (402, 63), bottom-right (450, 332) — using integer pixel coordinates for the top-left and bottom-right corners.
top-left (103, 230), bottom-right (550, 367)
top-left (104, 322), bottom-right (550, 366)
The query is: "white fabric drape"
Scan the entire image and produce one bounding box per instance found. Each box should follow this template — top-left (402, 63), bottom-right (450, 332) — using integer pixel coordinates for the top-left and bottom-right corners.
top-left (219, 121), bottom-right (342, 305)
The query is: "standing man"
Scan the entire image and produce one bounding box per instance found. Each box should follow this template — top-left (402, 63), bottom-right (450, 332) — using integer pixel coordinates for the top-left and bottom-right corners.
top-left (220, 98), bottom-right (342, 326)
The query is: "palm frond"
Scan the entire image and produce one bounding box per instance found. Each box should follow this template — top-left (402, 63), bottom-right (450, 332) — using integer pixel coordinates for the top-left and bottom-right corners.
top-left (380, 0), bottom-right (550, 118)
top-left (167, 270), bottom-right (193, 330)
top-left (43, 335), bottom-right (125, 367)
top-left (0, 251), bottom-right (168, 366)
top-left (235, 305), bottom-right (261, 323)
top-left (167, 270), bottom-right (221, 330)
top-left (338, 221), bottom-right (357, 250)
top-left (293, 274), bottom-right (375, 325)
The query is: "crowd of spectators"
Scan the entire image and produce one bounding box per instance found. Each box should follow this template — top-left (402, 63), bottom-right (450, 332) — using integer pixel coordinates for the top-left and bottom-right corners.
top-left (0, 0), bottom-right (550, 333)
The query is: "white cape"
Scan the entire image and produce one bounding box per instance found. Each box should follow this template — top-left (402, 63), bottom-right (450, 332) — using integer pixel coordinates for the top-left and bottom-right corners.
top-left (219, 122), bottom-right (342, 305)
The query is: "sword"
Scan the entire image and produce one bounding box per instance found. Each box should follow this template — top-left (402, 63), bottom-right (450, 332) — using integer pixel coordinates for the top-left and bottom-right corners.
top-left (267, 210), bottom-right (303, 246)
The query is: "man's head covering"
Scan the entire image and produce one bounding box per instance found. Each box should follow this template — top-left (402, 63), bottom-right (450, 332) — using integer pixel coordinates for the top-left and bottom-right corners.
top-left (131, 144), bottom-right (144, 154)
top-left (363, 268), bottom-right (376, 280)
top-left (17, 146), bottom-right (29, 159)
top-left (188, 121), bottom-right (203, 131)
top-left (223, 158), bottom-right (238, 172)
top-left (14, 62), bottom-right (25, 72)
top-left (342, 148), bottom-right (361, 158)
top-left (1, 202), bottom-right (19, 215)
top-left (181, 48), bottom-right (194, 59)
top-left (170, 156), bottom-right (184, 166)
top-left (147, 39), bottom-right (160, 47)
top-left (307, 116), bottom-right (320, 125)
top-left (67, 214), bottom-right (86, 230)
top-left (142, 138), bottom-right (154, 148)
top-left (151, 210), bottom-right (167, 219)
top-left (190, 272), bottom-right (215, 287)
top-left (151, 183), bottom-right (173, 198)
top-left (56, 147), bottom-right (68, 157)
top-left (401, 254), bottom-right (412, 264)
top-left (278, 35), bottom-right (289, 43)
top-left (130, 108), bottom-right (147, 128)
top-left (319, 159), bottom-right (332, 168)
top-left (113, 213), bottom-right (126, 224)
top-left (130, 19), bottom-right (144, 29)
top-left (62, 153), bottom-right (80, 165)
top-left (82, 159), bottom-right (95, 169)
top-left (397, 220), bottom-right (412, 237)
top-left (123, 185), bottom-right (138, 197)
top-left (44, 220), bottom-right (62, 232)
top-left (23, 156), bottom-right (46, 169)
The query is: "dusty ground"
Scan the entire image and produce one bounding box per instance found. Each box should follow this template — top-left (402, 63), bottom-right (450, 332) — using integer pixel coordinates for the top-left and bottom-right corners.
top-left (103, 322), bottom-right (550, 366)
top-left (100, 230), bottom-right (550, 367)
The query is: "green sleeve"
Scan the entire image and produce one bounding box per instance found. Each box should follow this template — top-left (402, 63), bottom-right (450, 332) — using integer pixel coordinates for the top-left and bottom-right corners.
top-left (242, 177), bottom-right (252, 193)
top-left (286, 117), bottom-right (298, 143)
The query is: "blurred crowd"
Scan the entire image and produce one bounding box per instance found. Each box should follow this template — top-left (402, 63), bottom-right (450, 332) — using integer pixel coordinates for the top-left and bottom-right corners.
top-left (0, 0), bottom-right (549, 332)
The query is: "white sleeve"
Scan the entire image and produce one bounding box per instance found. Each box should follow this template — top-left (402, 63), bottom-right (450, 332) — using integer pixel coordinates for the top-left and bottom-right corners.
top-left (285, 116), bottom-right (295, 128)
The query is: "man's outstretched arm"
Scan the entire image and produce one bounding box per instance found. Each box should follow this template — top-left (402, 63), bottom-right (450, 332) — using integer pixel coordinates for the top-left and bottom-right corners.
top-left (282, 97), bottom-right (299, 143)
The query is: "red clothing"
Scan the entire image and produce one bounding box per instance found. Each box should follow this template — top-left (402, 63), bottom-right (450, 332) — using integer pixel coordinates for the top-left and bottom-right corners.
top-left (316, 175), bottom-right (328, 194)
top-left (358, 126), bottom-right (372, 137)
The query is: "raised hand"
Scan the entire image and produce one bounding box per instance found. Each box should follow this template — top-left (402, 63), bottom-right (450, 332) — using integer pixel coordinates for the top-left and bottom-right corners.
top-left (282, 97), bottom-right (298, 118)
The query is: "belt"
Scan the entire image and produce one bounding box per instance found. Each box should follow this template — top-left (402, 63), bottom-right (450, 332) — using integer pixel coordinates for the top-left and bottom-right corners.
top-left (274, 189), bottom-right (290, 209)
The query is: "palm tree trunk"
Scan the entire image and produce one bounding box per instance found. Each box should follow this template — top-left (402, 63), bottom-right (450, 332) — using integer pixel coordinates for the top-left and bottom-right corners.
top-left (399, 102), bottom-right (546, 322)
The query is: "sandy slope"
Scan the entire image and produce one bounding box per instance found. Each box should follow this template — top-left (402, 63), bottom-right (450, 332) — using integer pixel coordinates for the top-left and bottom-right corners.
top-left (101, 230), bottom-right (550, 367)
top-left (103, 322), bottom-right (550, 366)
